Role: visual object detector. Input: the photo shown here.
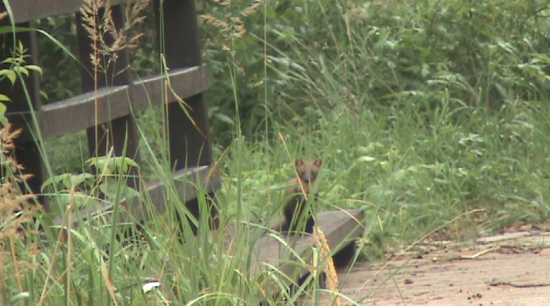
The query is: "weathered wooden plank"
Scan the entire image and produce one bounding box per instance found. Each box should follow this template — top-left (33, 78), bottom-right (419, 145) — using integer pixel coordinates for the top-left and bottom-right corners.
top-left (131, 65), bottom-right (209, 110)
top-left (257, 209), bottom-right (364, 270)
top-left (7, 0), bottom-right (129, 23)
top-left (10, 65), bottom-right (209, 139)
top-left (225, 209), bottom-right (365, 295)
top-left (5, 0), bottom-right (220, 226)
top-left (54, 165), bottom-right (221, 226)
top-left (39, 86), bottom-right (130, 137)
top-left (125, 166), bottom-right (221, 223)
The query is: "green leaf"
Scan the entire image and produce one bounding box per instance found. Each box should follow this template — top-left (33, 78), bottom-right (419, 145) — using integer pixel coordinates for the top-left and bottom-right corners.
top-left (215, 113), bottom-right (234, 125)
top-left (1, 57), bottom-right (15, 64)
top-left (114, 156), bottom-right (140, 173)
top-left (41, 174), bottom-right (66, 192)
top-left (0, 69), bottom-right (17, 85)
top-left (9, 291), bottom-right (30, 304)
top-left (25, 64), bottom-right (43, 75)
top-left (0, 94), bottom-right (10, 102)
top-left (40, 90), bottom-right (49, 101)
top-left (124, 186), bottom-right (142, 202)
top-left (41, 173), bottom-right (94, 192)
top-left (86, 156), bottom-right (111, 174)
top-left (13, 66), bottom-right (29, 77)
top-left (357, 156), bottom-right (376, 163)
top-left (99, 177), bottom-right (141, 202)
top-left (72, 173), bottom-right (95, 186)
top-left (87, 155), bottom-right (140, 175)
top-left (0, 103), bottom-right (8, 126)
top-left (99, 182), bottom-right (115, 199)
top-left (98, 177), bottom-right (121, 199)
top-left (53, 192), bottom-right (92, 209)
top-left (392, 169), bottom-right (407, 182)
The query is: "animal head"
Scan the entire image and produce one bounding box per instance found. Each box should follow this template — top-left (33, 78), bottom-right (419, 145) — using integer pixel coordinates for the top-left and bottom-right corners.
top-left (295, 157), bottom-right (322, 183)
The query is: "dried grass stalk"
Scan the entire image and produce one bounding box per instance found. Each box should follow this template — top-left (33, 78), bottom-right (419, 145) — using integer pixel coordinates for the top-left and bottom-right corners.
top-left (80, 0), bottom-right (149, 70)
top-left (0, 124), bottom-right (41, 296)
top-left (314, 226), bottom-right (342, 306)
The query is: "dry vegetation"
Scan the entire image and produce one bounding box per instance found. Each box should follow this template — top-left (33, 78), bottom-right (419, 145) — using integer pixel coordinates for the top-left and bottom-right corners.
top-left (0, 124), bottom-right (41, 302)
top-left (2, 0), bottom-right (550, 304)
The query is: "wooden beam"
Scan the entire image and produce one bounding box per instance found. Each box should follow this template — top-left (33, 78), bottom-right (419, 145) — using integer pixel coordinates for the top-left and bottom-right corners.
top-left (7, 65), bottom-right (209, 141)
top-left (7, 0), bottom-right (130, 23)
top-left (39, 86), bottom-right (130, 138)
top-left (224, 209), bottom-right (365, 295)
top-left (53, 165), bottom-right (221, 226)
top-left (126, 167), bottom-right (221, 223)
top-left (131, 65), bottom-right (210, 111)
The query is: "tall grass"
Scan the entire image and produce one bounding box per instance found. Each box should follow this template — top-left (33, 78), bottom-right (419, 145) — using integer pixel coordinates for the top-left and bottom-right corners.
top-left (1, 1), bottom-right (342, 305)
top-left (3, 0), bottom-right (550, 305)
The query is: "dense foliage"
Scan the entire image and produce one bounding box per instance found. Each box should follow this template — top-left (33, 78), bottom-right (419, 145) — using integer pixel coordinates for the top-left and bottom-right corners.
top-left (200, 0), bottom-right (550, 138)
top-left (21, 0), bottom-right (550, 243)
top-left (3, 1), bottom-right (550, 304)
top-left (201, 0), bottom-right (550, 238)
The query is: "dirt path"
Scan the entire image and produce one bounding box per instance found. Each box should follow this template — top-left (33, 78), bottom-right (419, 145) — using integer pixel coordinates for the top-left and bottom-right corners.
top-left (316, 231), bottom-right (550, 305)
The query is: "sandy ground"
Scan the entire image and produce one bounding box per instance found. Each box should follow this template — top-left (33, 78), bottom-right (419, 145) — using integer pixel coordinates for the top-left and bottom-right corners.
top-left (308, 231), bottom-right (550, 305)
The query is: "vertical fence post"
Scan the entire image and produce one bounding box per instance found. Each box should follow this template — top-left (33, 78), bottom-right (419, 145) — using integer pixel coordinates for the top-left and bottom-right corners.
top-left (0, 19), bottom-right (47, 208)
top-left (154, 0), bottom-right (218, 234)
top-left (155, 0), bottom-right (213, 169)
top-left (74, 4), bottom-right (140, 188)
top-left (1, 1), bottom-right (221, 232)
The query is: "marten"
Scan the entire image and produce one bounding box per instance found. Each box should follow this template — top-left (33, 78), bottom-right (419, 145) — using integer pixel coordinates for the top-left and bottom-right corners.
top-left (276, 157), bottom-right (359, 295)
top-left (281, 157), bottom-right (322, 234)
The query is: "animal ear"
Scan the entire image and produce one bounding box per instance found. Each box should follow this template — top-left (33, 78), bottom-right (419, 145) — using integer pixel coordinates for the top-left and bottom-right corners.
top-left (314, 157), bottom-right (322, 167)
top-left (295, 158), bottom-right (304, 167)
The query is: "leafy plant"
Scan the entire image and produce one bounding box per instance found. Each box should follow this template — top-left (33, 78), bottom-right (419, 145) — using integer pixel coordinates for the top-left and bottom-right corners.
top-left (0, 39), bottom-right (43, 125)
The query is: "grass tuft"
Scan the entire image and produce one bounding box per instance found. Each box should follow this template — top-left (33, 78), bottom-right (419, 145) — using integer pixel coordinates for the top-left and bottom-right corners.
top-left (3, 0), bottom-right (550, 304)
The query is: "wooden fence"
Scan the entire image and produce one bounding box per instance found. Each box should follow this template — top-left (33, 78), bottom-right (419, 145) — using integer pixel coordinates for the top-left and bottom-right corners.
top-left (0, 0), bottom-right (220, 232)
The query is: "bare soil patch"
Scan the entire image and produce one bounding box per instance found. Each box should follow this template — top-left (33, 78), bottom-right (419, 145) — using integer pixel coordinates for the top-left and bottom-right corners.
top-left (314, 231), bottom-right (550, 305)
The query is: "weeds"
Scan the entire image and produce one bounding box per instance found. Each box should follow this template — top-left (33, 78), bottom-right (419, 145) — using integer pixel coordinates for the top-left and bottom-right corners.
top-left (0, 124), bottom-right (41, 304)
top-left (79, 0), bottom-right (148, 71)
top-left (2, 0), bottom-right (550, 305)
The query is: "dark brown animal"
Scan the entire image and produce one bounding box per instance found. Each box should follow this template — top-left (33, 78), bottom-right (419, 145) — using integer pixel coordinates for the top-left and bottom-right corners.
top-left (282, 157), bottom-right (322, 234)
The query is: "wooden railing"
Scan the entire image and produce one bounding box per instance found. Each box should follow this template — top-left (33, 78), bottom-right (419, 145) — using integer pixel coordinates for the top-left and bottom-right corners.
top-left (0, 0), bottom-right (220, 232)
